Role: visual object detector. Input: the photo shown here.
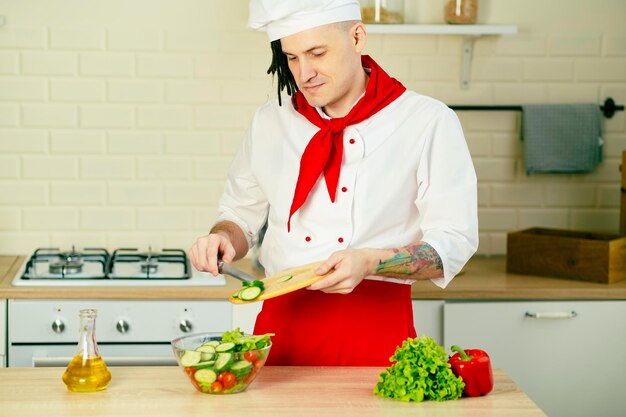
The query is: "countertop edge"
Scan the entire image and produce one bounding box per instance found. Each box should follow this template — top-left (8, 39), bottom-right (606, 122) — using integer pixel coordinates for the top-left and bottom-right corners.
top-left (1, 256), bottom-right (625, 300)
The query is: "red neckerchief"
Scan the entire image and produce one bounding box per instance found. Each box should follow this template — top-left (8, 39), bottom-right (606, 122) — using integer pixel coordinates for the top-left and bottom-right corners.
top-left (288, 55), bottom-right (406, 231)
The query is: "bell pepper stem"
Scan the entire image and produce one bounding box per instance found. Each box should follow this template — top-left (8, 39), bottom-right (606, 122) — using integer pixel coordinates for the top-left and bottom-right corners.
top-left (451, 345), bottom-right (474, 361)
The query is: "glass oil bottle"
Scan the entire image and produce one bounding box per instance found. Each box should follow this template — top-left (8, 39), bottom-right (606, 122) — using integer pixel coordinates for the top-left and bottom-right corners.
top-left (62, 309), bottom-right (112, 392)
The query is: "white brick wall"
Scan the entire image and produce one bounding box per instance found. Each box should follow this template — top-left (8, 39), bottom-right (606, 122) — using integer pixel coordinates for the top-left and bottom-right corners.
top-left (0, 0), bottom-right (624, 255)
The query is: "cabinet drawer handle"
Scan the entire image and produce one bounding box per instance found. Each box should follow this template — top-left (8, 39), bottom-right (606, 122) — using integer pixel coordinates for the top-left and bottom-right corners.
top-left (525, 311), bottom-right (577, 319)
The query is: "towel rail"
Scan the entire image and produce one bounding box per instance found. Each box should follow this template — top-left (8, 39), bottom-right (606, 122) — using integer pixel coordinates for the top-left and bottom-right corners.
top-left (449, 97), bottom-right (624, 119)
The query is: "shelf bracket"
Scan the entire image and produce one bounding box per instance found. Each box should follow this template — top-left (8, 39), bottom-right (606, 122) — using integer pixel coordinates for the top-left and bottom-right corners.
top-left (461, 35), bottom-right (479, 90)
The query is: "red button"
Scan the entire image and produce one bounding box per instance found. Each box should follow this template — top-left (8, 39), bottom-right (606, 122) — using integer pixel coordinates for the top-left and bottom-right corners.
top-left (305, 236), bottom-right (311, 242)
top-left (338, 237), bottom-right (344, 243)
top-left (349, 138), bottom-right (355, 144)
top-left (341, 187), bottom-right (347, 192)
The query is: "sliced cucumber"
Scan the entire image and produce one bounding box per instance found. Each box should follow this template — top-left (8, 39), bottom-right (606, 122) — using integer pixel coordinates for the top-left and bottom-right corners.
top-left (276, 274), bottom-right (293, 283)
top-left (214, 352), bottom-right (234, 372)
top-left (200, 340), bottom-right (220, 348)
top-left (196, 344), bottom-right (216, 353)
top-left (180, 349), bottom-right (202, 367)
top-left (194, 368), bottom-right (217, 384)
top-left (192, 360), bottom-right (215, 369)
top-left (239, 286), bottom-right (262, 301)
top-left (200, 352), bottom-right (214, 361)
top-left (230, 360), bottom-right (253, 379)
top-left (215, 342), bottom-right (236, 353)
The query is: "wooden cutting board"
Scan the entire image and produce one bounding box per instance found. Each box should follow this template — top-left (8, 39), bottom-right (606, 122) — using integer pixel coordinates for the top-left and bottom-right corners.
top-left (229, 261), bottom-right (328, 304)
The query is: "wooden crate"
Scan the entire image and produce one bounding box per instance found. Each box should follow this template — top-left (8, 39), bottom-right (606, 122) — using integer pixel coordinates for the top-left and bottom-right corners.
top-left (619, 151), bottom-right (626, 235)
top-left (506, 227), bottom-right (626, 284)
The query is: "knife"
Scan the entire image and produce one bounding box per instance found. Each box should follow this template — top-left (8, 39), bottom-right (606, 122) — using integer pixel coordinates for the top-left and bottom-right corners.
top-left (217, 259), bottom-right (257, 283)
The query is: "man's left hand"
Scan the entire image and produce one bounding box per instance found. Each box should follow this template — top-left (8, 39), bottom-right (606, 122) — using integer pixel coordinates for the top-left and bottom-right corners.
top-left (307, 249), bottom-right (379, 294)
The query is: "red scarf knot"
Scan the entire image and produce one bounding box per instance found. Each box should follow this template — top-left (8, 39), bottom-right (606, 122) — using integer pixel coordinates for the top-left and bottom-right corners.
top-left (328, 118), bottom-right (347, 133)
top-left (287, 55), bottom-right (406, 232)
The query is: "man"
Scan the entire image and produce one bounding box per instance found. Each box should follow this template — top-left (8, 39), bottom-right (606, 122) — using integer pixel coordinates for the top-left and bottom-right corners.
top-left (190, 0), bottom-right (478, 366)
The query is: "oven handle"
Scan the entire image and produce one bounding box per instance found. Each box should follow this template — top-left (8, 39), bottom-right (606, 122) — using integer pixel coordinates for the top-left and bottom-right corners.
top-left (33, 356), bottom-right (177, 367)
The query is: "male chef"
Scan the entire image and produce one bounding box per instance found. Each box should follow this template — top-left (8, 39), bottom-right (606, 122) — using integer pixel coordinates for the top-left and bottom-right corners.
top-left (189, 0), bottom-right (478, 366)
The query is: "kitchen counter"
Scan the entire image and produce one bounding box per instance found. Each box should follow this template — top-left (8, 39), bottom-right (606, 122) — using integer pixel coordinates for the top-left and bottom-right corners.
top-left (0, 366), bottom-right (546, 417)
top-left (1, 255), bottom-right (626, 300)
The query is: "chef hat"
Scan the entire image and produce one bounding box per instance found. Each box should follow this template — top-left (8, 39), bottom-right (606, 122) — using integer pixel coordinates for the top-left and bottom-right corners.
top-left (248, 0), bottom-right (362, 42)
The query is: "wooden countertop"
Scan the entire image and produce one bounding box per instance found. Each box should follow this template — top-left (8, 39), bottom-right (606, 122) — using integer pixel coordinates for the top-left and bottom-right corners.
top-left (0, 366), bottom-right (546, 417)
top-left (1, 255), bottom-right (626, 300)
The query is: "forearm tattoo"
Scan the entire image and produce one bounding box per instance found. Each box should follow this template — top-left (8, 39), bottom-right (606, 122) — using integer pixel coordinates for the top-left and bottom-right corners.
top-left (375, 242), bottom-right (444, 279)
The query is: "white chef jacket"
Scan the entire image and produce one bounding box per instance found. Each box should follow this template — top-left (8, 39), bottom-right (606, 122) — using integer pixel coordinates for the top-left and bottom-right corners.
top-left (217, 90), bottom-right (478, 288)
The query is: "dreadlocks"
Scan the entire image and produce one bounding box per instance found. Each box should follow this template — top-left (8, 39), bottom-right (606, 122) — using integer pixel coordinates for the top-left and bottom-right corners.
top-left (267, 40), bottom-right (299, 108)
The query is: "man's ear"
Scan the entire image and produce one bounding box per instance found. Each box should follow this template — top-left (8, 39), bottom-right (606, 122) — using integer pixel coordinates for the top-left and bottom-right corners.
top-left (351, 22), bottom-right (367, 53)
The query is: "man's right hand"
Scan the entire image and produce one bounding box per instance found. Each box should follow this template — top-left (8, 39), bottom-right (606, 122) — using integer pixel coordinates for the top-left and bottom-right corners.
top-left (189, 232), bottom-right (237, 276)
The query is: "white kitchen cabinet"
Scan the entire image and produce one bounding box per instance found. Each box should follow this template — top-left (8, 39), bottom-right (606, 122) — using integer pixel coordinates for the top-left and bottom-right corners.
top-left (412, 300), bottom-right (444, 345)
top-left (0, 300), bottom-right (5, 367)
top-left (443, 301), bottom-right (626, 417)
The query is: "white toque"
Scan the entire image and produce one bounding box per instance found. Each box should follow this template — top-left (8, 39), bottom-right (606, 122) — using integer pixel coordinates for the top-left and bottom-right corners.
top-left (248, 0), bottom-right (362, 42)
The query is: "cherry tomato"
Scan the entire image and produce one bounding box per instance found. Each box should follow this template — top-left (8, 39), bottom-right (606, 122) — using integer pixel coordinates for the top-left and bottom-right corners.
top-left (222, 372), bottom-right (237, 389)
top-left (243, 370), bottom-right (256, 384)
top-left (184, 367), bottom-right (196, 377)
top-left (244, 351), bottom-right (258, 362)
top-left (210, 381), bottom-right (224, 393)
top-left (253, 359), bottom-right (264, 371)
top-left (218, 372), bottom-right (237, 389)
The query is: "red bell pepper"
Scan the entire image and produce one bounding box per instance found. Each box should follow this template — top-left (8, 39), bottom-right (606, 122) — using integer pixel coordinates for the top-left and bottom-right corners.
top-left (448, 345), bottom-right (494, 397)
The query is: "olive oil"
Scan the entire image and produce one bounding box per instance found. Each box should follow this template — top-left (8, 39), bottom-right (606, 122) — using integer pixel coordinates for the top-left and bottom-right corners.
top-left (62, 309), bottom-right (111, 392)
top-left (62, 355), bottom-right (111, 392)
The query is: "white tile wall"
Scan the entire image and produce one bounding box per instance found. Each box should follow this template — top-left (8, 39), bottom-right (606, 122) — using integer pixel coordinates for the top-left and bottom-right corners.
top-left (0, 0), bottom-right (624, 256)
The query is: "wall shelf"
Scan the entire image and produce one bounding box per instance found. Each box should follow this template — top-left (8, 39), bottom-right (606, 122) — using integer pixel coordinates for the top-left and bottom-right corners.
top-left (365, 24), bottom-right (519, 89)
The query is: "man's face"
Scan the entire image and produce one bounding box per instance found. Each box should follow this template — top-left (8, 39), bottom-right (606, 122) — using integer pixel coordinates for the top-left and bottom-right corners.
top-left (280, 22), bottom-right (365, 116)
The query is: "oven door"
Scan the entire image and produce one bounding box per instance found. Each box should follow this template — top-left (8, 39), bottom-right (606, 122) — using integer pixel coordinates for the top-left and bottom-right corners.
top-left (9, 344), bottom-right (177, 367)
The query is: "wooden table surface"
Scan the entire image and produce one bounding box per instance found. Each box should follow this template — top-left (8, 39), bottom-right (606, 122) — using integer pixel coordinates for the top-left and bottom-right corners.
top-left (0, 366), bottom-right (546, 417)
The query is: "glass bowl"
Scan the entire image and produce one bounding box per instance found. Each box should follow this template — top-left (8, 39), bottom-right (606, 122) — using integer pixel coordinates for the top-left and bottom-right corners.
top-left (171, 332), bottom-right (271, 394)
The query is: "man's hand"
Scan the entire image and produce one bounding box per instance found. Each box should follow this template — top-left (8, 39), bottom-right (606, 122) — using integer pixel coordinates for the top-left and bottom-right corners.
top-left (307, 249), bottom-right (378, 294)
top-left (306, 242), bottom-right (444, 293)
top-left (188, 221), bottom-right (248, 276)
top-left (189, 233), bottom-right (235, 276)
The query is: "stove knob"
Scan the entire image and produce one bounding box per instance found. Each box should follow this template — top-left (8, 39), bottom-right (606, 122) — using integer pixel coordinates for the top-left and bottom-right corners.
top-left (116, 320), bottom-right (130, 334)
top-left (179, 319), bottom-right (193, 333)
top-left (51, 319), bottom-right (65, 334)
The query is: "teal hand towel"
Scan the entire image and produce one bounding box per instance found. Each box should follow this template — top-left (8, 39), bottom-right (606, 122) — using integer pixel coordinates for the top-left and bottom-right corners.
top-left (521, 104), bottom-right (603, 175)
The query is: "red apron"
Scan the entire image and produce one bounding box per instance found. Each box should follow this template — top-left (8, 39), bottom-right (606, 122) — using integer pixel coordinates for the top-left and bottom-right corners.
top-left (253, 279), bottom-right (416, 366)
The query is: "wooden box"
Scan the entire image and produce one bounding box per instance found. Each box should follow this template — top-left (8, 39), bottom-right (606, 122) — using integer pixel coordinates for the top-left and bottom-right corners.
top-left (619, 151), bottom-right (626, 235)
top-left (506, 228), bottom-right (626, 284)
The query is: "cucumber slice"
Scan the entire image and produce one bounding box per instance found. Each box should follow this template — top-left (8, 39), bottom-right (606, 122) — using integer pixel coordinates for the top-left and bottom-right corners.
top-left (250, 280), bottom-right (265, 290)
top-left (200, 352), bottom-right (214, 361)
top-left (276, 274), bottom-right (293, 283)
top-left (215, 342), bottom-right (236, 353)
top-left (239, 286), bottom-right (262, 301)
top-left (180, 350), bottom-right (202, 367)
top-left (215, 352), bottom-right (234, 372)
top-left (200, 340), bottom-right (220, 348)
top-left (196, 345), bottom-right (216, 353)
top-left (230, 360), bottom-right (253, 379)
top-left (194, 368), bottom-right (217, 384)
top-left (192, 360), bottom-right (215, 369)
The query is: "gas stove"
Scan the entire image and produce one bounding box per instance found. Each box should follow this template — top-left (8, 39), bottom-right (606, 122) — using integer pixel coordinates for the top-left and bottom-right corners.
top-left (11, 246), bottom-right (225, 287)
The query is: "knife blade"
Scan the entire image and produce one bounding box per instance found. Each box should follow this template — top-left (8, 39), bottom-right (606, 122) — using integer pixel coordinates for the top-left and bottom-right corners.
top-left (217, 259), bottom-right (257, 283)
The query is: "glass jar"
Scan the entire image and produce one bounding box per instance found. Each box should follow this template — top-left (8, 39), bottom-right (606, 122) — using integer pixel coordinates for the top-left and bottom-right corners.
top-left (444, 0), bottom-right (478, 24)
top-left (361, 0), bottom-right (404, 24)
top-left (62, 309), bottom-right (112, 392)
